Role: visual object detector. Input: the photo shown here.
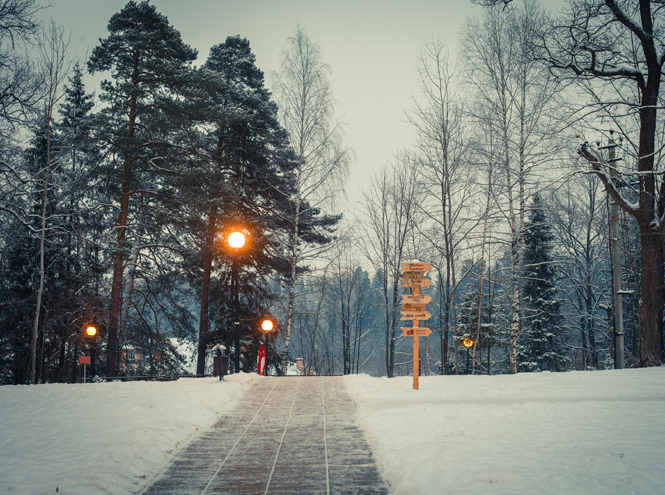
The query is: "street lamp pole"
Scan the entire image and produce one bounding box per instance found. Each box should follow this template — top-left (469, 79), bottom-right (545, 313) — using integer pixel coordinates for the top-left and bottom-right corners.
top-left (233, 250), bottom-right (240, 374)
top-left (228, 231), bottom-right (246, 375)
top-left (260, 319), bottom-right (273, 376)
top-left (462, 337), bottom-right (473, 375)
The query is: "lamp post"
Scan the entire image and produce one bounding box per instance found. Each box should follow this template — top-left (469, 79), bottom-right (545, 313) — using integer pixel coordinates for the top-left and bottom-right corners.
top-left (462, 338), bottom-right (474, 375)
top-left (228, 231), bottom-right (246, 374)
top-left (212, 343), bottom-right (226, 381)
top-left (82, 324), bottom-right (97, 383)
top-left (259, 319), bottom-right (274, 376)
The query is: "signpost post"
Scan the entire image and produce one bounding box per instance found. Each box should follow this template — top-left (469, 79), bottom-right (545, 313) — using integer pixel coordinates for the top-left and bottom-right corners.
top-left (79, 356), bottom-right (91, 383)
top-left (400, 262), bottom-right (432, 390)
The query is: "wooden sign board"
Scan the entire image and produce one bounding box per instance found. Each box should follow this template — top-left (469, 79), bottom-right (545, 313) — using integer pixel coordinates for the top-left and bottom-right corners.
top-left (400, 327), bottom-right (432, 337)
top-left (402, 278), bottom-right (432, 288)
top-left (401, 294), bottom-right (432, 304)
top-left (401, 262), bottom-right (432, 272)
top-left (401, 272), bottom-right (426, 280)
top-left (401, 303), bottom-right (425, 311)
top-left (400, 311), bottom-right (432, 320)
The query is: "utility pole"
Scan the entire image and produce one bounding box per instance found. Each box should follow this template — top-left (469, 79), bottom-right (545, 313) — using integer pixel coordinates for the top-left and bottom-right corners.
top-left (607, 135), bottom-right (625, 369)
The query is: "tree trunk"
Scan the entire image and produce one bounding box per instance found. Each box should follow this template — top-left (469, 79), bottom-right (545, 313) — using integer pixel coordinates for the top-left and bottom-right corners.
top-left (30, 165), bottom-right (50, 384)
top-left (510, 242), bottom-right (519, 374)
top-left (107, 85), bottom-right (137, 378)
top-left (117, 239), bottom-right (140, 369)
top-left (281, 191), bottom-right (301, 375)
top-left (106, 161), bottom-right (132, 378)
top-left (637, 223), bottom-right (664, 366)
top-left (585, 269), bottom-right (598, 368)
top-left (196, 212), bottom-right (216, 376)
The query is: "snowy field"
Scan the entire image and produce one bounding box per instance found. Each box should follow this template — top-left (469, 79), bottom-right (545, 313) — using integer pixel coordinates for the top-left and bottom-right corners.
top-left (0, 374), bottom-right (257, 494)
top-left (1, 368), bottom-right (664, 494)
top-left (345, 368), bottom-right (665, 495)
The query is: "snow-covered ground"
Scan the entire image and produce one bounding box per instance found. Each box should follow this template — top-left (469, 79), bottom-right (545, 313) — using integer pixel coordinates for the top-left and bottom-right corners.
top-left (345, 368), bottom-right (665, 495)
top-left (0, 374), bottom-right (257, 494)
top-left (1, 368), bottom-right (663, 495)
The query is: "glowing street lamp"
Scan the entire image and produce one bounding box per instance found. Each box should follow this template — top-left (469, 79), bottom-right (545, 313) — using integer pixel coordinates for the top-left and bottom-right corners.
top-left (228, 231), bottom-right (246, 249)
top-left (229, 230), bottom-right (247, 374)
top-left (261, 319), bottom-right (274, 332)
top-left (462, 337), bottom-right (474, 375)
top-left (258, 318), bottom-right (273, 376)
top-left (81, 324), bottom-right (98, 383)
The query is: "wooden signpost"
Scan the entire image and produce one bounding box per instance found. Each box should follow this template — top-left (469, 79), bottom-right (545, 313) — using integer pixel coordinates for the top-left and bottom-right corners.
top-left (401, 302), bottom-right (425, 311)
top-left (401, 278), bottom-right (432, 288)
top-left (400, 310), bottom-right (432, 320)
top-left (401, 294), bottom-right (432, 305)
top-left (400, 262), bottom-right (432, 390)
top-left (400, 327), bottom-right (432, 337)
top-left (402, 262), bottom-right (432, 272)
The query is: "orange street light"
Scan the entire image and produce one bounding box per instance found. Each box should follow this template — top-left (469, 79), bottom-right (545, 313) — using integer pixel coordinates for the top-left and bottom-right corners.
top-left (228, 231), bottom-right (246, 249)
top-left (261, 319), bottom-right (274, 332)
top-left (85, 325), bottom-right (98, 337)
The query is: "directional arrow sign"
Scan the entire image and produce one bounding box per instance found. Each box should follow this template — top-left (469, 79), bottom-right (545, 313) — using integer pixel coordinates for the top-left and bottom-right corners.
top-left (401, 294), bottom-right (432, 305)
top-left (400, 311), bottom-right (432, 320)
top-left (400, 327), bottom-right (432, 337)
top-left (402, 278), bottom-right (432, 288)
top-left (401, 262), bottom-right (432, 272)
top-left (401, 272), bottom-right (426, 280)
top-left (401, 303), bottom-right (425, 311)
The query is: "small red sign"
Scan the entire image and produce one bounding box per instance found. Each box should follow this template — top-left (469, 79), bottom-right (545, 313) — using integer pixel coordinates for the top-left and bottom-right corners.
top-left (79, 356), bottom-right (91, 365)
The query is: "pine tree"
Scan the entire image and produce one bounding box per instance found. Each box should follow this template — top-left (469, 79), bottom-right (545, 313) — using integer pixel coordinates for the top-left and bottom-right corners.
top-left (457, 286), bottom-right (503, 375)
top-left (517, 193), bottom-right (567, 372)
top-left (57, 64), bottom-right (105, 382)
top-left (88, 1), bottom-right (197, 377)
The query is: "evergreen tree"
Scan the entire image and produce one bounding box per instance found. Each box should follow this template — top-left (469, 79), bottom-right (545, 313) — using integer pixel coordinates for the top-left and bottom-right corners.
top-left (0, 217), bottom-right (36, 384)
top-left (181, 36), bottom-right (322, 375)
top-left (88, 1), bottom-right (197, 377)
top-left (517, 193), bottom-right (567, 372)
top-left (457, 286), bottom-right (503, 375)
top-left (56, 64), bottom-right (106, 382)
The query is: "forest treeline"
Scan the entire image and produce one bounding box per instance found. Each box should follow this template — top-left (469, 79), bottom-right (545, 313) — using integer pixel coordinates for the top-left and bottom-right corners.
top-left (1, 0), bottom-right (663, 384)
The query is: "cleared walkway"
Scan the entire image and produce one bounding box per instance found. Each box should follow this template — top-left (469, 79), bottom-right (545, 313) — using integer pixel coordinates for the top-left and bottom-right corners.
top-left (141, 376), bottom-right (389, 495)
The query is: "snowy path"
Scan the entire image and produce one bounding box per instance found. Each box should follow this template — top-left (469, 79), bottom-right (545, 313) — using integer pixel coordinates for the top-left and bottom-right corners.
top-left (141, 376), bottom-right (388, 494)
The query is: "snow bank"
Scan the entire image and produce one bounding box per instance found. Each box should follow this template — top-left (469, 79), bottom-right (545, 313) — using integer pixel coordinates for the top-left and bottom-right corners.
top-left (3, 369), bottom-right (664, 494)
top-left (344, 368), bottom-right (665, 495)
top-left (0, 373), bottom-right (257, 495)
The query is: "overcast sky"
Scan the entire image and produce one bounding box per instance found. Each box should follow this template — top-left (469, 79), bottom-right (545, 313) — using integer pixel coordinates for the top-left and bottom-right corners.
top-left (41, 0), bottom-right (495, 217)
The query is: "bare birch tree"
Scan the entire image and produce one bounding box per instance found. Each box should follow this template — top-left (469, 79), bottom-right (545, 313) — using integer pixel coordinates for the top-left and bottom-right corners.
top-left (405, 38), bottom-right (478, 375)
top-left (29, 19), bottom-right (69, 384)
top-left (550, 175), bottom-right (609, 369)
top-left (462, 0), bottom-right (560, 373)
top-left (358, 161), bottom-right (420, 377)
top-left (271, 25), bottom-right (351, 373)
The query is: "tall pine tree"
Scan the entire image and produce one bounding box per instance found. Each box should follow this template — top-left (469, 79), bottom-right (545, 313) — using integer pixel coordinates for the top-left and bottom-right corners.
top-left (188, 36), bottom-right (298, 375)
top-left (88, 1), bottom-right (197, 377)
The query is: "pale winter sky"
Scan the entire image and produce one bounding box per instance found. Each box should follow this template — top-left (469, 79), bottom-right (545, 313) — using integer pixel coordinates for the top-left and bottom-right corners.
top-left (40, 0), bottom-right (564, 219)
